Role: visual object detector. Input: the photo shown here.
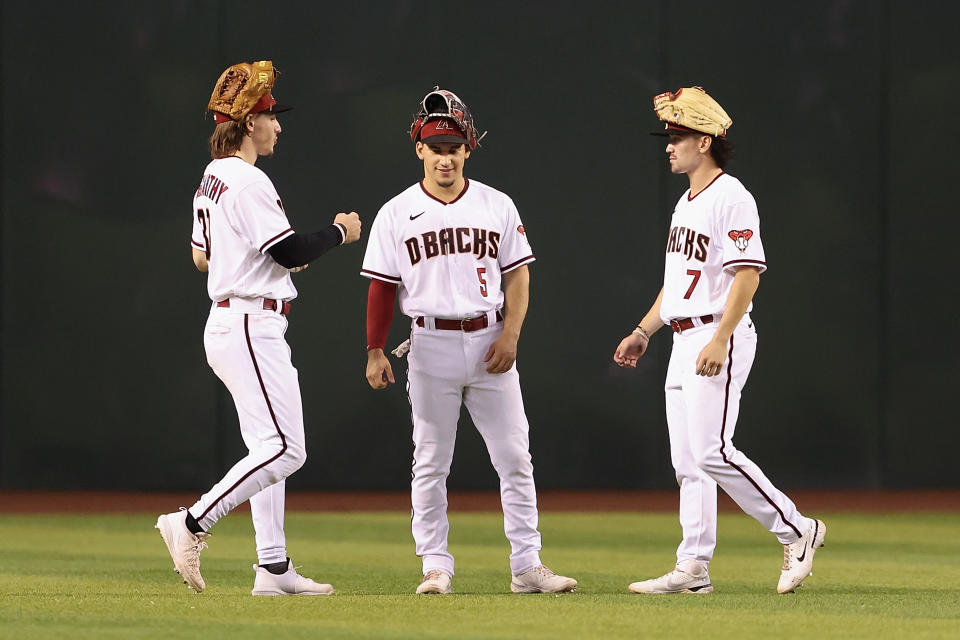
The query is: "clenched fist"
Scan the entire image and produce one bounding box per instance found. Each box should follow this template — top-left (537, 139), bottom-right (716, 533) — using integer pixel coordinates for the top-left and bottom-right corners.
top-left (335, 212), bottom-right (362, 244)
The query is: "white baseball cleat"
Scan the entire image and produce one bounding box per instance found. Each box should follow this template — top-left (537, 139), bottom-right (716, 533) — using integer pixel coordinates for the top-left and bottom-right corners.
top-left (155, 509), bottom-right (210, 593)
top-left (778, 519), bottom-right (827, 594)
top-left (510, 565), bottom-right (577, 593)
top-left (251, 559), bottom-right (334, 596)
top-left (628, 559), bottom-right (714, 594)
top-left (416, 569), bottom-right (452, 594)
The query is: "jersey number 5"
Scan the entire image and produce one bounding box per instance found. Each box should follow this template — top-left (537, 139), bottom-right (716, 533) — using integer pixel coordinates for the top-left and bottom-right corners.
top-left (196, 208), bottom-right (211, 259)
top-left (684, 269), bottom-right (701, 299)
top-left (477, 267), bottom-right (488, 297)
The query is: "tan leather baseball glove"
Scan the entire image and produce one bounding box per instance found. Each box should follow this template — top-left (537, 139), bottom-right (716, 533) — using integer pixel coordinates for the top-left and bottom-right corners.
top-left (208, 61), bottom-right (277, 122)
top-left (652, 86), bottom-right (733, 137)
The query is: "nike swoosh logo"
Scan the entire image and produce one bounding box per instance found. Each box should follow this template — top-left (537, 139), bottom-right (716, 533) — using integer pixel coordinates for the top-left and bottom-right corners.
top-left (797, 543), bottom-right (808, 562)
top-left (410, 211), bottom-right (425, 220)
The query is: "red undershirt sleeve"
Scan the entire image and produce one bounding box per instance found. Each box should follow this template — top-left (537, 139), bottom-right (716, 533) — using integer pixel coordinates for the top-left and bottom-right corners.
top-left (366, 279), bottom-right (397, 351)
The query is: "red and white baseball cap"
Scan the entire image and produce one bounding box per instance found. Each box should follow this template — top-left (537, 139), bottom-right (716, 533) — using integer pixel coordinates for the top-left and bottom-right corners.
top-left (417, 117), bottom-right (468, 145)
top-left (212, 91), bottom-right (292, 123)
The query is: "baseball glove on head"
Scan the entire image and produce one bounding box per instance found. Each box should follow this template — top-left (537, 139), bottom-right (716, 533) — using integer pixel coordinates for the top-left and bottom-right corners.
top-left (208, 61), bottom-right (283, 123)
top-left (409, 87), bottom-right (486, 150)
top-left (652, 86), bottom-right (732, 137)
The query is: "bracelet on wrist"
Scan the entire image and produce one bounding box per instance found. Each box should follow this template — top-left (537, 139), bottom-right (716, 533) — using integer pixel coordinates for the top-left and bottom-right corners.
top-left (632, 325), bottom-right (650, 340)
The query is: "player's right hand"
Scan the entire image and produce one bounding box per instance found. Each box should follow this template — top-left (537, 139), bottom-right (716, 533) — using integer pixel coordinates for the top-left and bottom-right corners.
top-left (335, 211), bottom-right (362, 244)
top-left (613, 333), bottom-right (649, 368)
top-left (366, 348), bottom-right (395, 389)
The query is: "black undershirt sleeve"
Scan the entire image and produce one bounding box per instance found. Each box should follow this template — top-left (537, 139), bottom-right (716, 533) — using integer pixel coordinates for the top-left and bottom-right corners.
top-left (267, 224), bottom-right (345, 269)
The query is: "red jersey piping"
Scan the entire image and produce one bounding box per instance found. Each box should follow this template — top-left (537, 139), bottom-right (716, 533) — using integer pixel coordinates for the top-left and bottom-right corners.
top-left (259, 228), bottom-right (294, 253)
top-left (502, 255), bottom-right (535, 272)
top-left (419, 179), bottom-right (469, 205)
top-left (722, 259), bottom-right (766, 268)
top-left (688, 171), bottom-right (725, 201)
top-left (361, 268), bottom-right (402, 283)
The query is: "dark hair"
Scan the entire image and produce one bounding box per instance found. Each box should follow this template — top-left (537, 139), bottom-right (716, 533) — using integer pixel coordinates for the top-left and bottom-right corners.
top-left (208, 118), bottom-right (248, 159)
top-left (708, 136), bottom-right (734, 169)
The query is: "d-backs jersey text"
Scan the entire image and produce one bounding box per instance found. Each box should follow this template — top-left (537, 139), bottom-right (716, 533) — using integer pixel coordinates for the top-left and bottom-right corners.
top-left (361, 180), bottom-right (534, 319)
top-left (659, 172), bottom-right (766, 322)
top-left (191, 157), bottom-right (297, 303)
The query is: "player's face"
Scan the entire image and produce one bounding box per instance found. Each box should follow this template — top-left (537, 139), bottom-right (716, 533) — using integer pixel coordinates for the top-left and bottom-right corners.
top-left (249, 113), bottom-right (282, 157)
top-left (665, 134), bottom-right (708, 174)
top-left (416, 141), bottom-right (470, 188)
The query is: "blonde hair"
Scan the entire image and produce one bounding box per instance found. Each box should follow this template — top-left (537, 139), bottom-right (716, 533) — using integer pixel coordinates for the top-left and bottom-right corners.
top-left (208, 118), bottom-right (249, 159)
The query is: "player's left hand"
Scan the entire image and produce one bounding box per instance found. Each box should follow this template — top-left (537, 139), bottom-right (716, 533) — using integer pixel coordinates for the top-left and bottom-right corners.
top-left (484, 333), bottom-right (518, 374)
top-left (695, 338), bottom-right (727, 376)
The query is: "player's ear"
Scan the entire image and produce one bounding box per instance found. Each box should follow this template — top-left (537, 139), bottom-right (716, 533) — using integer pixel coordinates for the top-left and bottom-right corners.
top-left (699, 135), bottom-right (712, 154)
top-left (464, 146), bottom-right (471, 159)
top-left (415, 141), bottom-right (425, 160)
top-left (245, 115), bottom-right (255, 135)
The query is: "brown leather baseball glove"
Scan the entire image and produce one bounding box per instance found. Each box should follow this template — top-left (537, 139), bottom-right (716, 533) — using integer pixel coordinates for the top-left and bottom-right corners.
top-left (207, 61), bottom-right (277, 122)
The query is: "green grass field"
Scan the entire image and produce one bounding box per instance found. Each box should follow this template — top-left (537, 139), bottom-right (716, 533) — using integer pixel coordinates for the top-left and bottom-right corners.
top-left (1, 511), bottom-right (957, 639)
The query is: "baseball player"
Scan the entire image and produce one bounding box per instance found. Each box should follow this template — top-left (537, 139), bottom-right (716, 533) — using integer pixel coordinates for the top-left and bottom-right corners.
top-left (361, 88), bottom-right (577, 595)
top-left (613, 87), bottom-right (825, 594)
top-left (155, 61), bottom-right (361, 595)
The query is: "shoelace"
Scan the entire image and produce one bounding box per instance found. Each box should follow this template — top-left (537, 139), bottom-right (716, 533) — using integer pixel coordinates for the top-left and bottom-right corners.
top-left (423, 569), bottom-right (446, 581)
top-left (653, 565), bottom-right (700, 583)
top-left (183, 536), bottom-right (210, 568)
top-left (292, 564), bottom-right (316, 580)
top-left (782, 536), bottom-right (805, 571)
top-left (653, 568), bottom-right (686, 582)
top-left (531, 565), bottom-right (557, 578)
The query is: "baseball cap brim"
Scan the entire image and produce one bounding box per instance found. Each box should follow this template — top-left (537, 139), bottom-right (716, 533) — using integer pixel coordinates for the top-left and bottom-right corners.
top-left (212, 103), bottom-right (293, 123)
top-left (650, 123), bottom-right (705, 137)
top-left (417, 117), bottom-right (468, 145)
top-left (420, 133), bottom-right (468, 144)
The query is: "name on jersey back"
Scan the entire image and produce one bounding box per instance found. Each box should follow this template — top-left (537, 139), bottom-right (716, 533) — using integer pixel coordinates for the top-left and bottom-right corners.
top-left (196, 173), bottom-right (229, 204)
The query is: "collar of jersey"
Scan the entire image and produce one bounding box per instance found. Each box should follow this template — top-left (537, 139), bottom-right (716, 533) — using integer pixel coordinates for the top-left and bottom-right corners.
top-left (420, 179), bottom-right (469, 205)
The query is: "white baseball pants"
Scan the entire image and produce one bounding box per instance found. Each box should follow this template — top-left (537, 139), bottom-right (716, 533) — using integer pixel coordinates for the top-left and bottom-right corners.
top-left (406, 319), bottom-right (543, 577)
top-left (189, 302), bottom-right (307, 565)
top-left (665, 316), bottom-right (812, 565)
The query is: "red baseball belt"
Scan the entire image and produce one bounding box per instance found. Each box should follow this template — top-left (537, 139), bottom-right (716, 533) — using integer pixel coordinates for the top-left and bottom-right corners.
top-left (669, 314), bottom-right (714, 333)
top-left (216, 298), bottom-right (292, 315)
top-left (416, 310), bottom-right (504, 332)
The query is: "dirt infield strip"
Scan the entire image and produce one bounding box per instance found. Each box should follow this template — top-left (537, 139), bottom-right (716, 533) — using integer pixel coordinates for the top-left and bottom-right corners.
top-left (0, 490), bottom-right (957, 513)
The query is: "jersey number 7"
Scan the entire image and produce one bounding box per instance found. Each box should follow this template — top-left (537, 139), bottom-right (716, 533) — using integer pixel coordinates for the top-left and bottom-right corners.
top-left (684, 269), bottom-right (701, 299)
top-left (196, 208), bottom-right (212, 259)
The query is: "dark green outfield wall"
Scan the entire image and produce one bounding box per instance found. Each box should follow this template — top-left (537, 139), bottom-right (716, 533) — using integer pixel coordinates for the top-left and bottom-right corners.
top-left (1, 1), bottom-right (957, 490)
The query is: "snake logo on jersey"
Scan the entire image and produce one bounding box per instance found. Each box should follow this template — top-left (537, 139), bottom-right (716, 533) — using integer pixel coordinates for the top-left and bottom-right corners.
top-left (405, 228), bottom-right (501, 265)
top-left (666, 226), bottom-right (710, 262)
top-left (728, 229), bottom-right (753, 252)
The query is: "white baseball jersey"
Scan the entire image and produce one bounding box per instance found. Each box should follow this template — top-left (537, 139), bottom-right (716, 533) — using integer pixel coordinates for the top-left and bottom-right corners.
top-left (655, 171), bottom-right (812, 569)
top-left (191, 157), bottom-right (297, 302)
top-left (362, 177), bottom-right (548, 579)
top-left (360, 179), bottom-right (534, 318)
top-left (181, 155), bottom-right (310, 570)
top-left (659, 172), bottom-right (766, 322)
